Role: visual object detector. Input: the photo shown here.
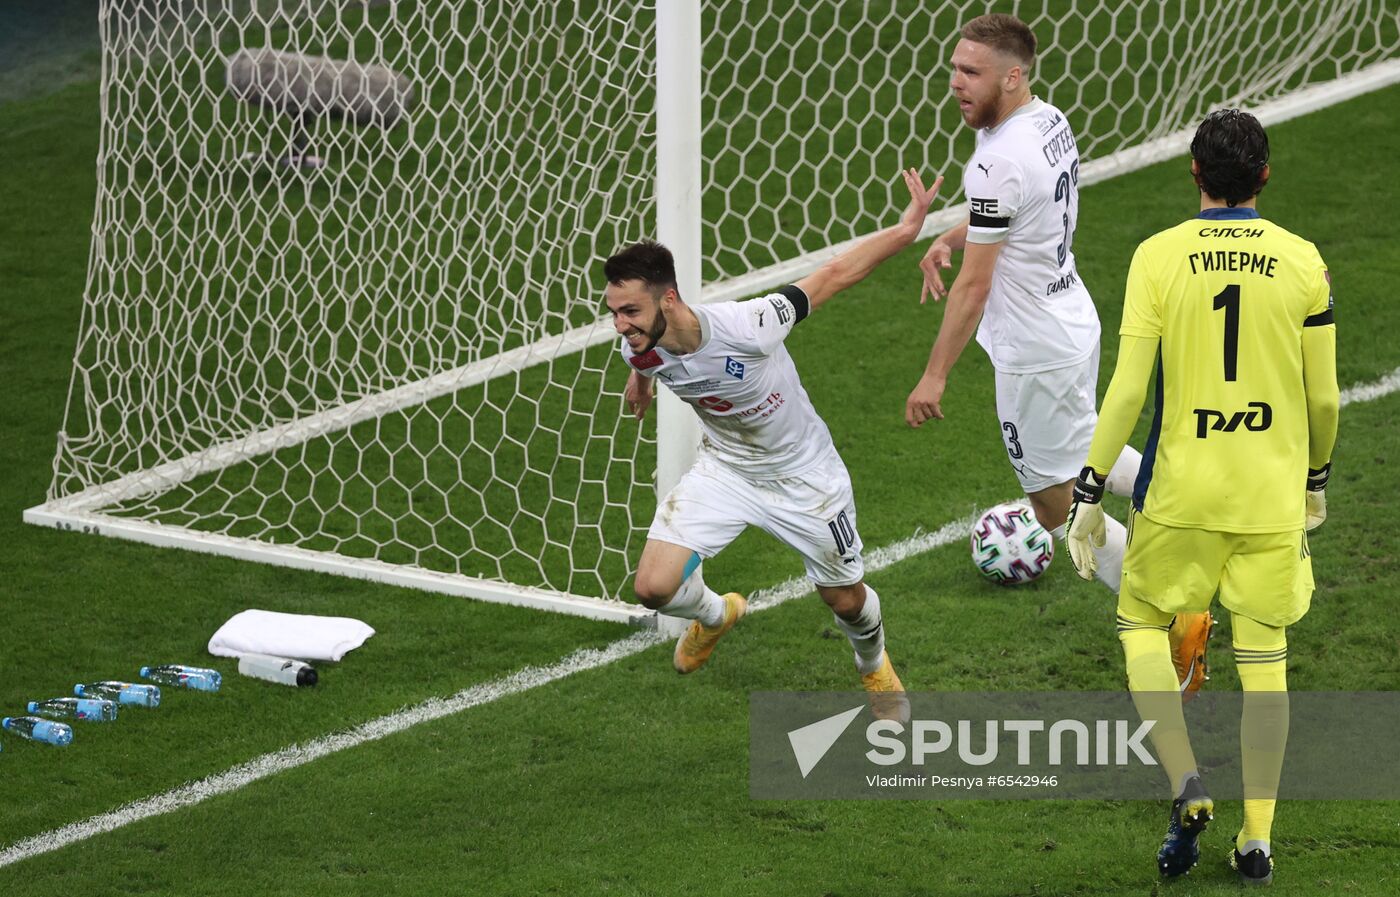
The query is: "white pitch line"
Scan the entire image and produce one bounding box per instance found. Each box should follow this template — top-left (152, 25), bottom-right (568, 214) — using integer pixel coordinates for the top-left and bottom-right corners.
top-left (1340, 366), bottom-right (1400, 407)
top-left (0, 512), bottom-right (981, 869)
top-left (3, 366), bottom-right (1395, 869)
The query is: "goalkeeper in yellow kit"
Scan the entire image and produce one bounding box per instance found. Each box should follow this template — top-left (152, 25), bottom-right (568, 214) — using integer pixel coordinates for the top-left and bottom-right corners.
top-left (1066, 110), bottom-right (1339, 885)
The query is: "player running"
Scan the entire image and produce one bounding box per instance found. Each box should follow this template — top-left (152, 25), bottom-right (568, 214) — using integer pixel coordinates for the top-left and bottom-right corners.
top-left (605, 169), bottom-right (943, 721)
top-left (1067, 109), bottom-right (1339, 884)
top-left (903, 13), bottom-right (1212, 689)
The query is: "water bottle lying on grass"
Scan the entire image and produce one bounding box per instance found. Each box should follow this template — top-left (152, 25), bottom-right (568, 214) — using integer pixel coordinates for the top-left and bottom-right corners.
top-left (28, 697), bottom-right (118, 722)
top-left (3, 716), bottom-right (74, 746)
top-left (75, 681), bottom-right (160, 707)
top-left (140, 664), bottom-right (221, 692)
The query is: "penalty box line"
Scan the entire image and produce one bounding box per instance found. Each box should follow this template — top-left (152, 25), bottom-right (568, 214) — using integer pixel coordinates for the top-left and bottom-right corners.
top-left (2, 364), bottom-right (1396, 869)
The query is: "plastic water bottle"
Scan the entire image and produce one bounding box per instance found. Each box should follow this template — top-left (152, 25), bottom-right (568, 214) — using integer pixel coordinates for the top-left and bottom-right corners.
top-left (2, 716), bottom-right (74, 746)
top-left (237, 654), bottom-right (318, 687)
top-left (75, 681), bottom-right (161, 707)
top-left (140, 665), bottom-right (221, 692)
top-left (28, 697), bottom-right (119, 722)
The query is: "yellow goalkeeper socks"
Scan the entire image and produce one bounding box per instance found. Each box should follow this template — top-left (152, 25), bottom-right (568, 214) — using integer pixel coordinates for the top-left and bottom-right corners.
top-left (1117, 596), bottom-right (1199, 797)
top-left (1234, 613), bottom-right (1288, 852)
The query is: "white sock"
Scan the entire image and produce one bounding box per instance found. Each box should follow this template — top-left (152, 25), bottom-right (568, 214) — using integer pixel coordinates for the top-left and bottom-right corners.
top-left (658, 568), bottom-right (726, 628)
top-left (1052, 516), bottom-right (1128, 592)
top-left (1106, 445), bottom-right (1143, 498)
top-left (833, 585), bottom-right (886, 675)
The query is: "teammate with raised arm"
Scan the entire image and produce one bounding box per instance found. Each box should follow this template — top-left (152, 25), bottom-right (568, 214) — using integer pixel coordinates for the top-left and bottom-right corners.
top-left (1066, 110), bottom-right (1339, 884)
top-left (904, 13), bottom-right (1212, 688)
top-left (605, 169), bottom-right (942, 721)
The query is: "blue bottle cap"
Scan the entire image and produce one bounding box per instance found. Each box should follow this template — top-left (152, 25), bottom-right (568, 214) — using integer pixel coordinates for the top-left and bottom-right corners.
top-left (1, 718), bottom-right (10, 726)
top-left (26, 702), bottom-right (37, 712)
top-left (140, 666), bottom-right (151, 677)
top-left (74, 684), bottom-right (85, 696)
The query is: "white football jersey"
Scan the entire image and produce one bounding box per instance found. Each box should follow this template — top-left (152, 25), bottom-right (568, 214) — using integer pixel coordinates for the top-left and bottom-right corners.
top-left (620, 286), bottom-right (837, 479)
top-left (963, 97), bottom-right (1101, 373)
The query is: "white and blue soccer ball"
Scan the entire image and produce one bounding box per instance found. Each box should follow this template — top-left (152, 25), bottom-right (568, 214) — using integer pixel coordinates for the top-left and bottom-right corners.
top-left (970, 502), bottom-right (1054, 585)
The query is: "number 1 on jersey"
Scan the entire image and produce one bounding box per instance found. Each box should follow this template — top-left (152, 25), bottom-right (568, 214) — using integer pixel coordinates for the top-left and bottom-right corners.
top-left (1213, 284), bottom-right (1240, 381)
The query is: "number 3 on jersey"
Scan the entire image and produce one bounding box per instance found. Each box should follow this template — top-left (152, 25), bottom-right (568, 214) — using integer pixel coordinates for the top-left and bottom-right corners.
top-left (1053, 160), bottom-right (1079, 266)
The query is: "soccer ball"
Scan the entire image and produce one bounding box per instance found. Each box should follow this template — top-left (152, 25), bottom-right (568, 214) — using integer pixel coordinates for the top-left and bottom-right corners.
top-left (970, 502), bottom-right (1054, 585)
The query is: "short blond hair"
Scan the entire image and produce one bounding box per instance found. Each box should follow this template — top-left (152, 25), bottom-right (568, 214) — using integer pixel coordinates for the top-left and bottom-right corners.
top-left (961, 14), bottom-right (1036, 69)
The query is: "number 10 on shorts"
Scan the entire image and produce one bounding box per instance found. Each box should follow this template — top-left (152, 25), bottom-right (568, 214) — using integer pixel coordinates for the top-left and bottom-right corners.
top-left (829, 510), bottom-right (857, 556)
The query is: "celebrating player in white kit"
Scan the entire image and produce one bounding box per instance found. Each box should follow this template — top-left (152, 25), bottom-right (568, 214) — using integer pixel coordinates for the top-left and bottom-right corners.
top-left (903, 14), bottom-right (1213, 688)
top-left (606, 169), bottom-right (942, 720)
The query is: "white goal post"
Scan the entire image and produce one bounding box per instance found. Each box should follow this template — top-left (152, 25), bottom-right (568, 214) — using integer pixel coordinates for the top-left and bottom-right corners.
top-left (26, 0), bottom-right (1400, 625)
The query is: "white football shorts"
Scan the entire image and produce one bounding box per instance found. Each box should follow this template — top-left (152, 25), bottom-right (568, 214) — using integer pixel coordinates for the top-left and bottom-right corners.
top-left (647, 447), bottom-right (864, 587)
top-left (993, 344), bottom-right (1100, 494)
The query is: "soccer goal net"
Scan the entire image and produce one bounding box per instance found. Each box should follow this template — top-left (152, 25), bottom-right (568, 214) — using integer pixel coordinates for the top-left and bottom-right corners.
top-left (27, 0), bottom-right (1400, 624)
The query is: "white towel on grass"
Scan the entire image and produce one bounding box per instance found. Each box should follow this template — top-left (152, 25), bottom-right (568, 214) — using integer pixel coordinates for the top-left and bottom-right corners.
top-left (208, 610), bottom-right (375, 662)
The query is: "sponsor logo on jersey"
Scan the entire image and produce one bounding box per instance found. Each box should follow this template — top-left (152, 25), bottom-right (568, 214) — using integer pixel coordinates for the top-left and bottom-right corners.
top-left (725, 357), bottom-right (746, 379)
top-left (970, 197), bottom-right (999, 217)
top-left (1197, 226), bottom-right (1265, 238)
top-left (628, 349), bottom-right (663, 370)
top-left (697, 395), bottom-right (734, 413)
top-left (696, 391), bottom-right (785, 420)
top-left (976, 162), bottom-right (993, 176)
top-left (1045, 270), bottom-right (1079, 296)
top-left (1033, 112), bottom-right (1062, 136)
top-left (1193, 401), bottom-right (1272, 438)
top-left (768, 296), bottom-right (792, 325)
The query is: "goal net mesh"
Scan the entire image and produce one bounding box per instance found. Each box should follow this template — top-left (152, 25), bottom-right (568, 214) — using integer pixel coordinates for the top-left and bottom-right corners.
top-left (40, 0), bottom-right (1399, 604)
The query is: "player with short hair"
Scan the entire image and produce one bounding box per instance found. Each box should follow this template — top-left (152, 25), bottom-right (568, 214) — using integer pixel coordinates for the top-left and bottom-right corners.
top-left (904, 12), bottom-right (1213, 689)
top-left (605, 169), bottom-right (943, 721)
top-left (1067, 109), bottom-right (1339, 884)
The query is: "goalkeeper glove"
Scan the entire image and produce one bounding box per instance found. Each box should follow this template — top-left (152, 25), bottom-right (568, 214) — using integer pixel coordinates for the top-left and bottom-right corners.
top-left (1305, 462), bottom-right (1330, 531)
top-left (1066, 466), bottom-right (1107, 581)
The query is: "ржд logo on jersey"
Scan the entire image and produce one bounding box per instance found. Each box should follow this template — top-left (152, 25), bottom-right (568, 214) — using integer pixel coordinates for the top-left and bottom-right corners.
top-left (1193, 402), bottom-right (1272, 438)
top-left (725, 357), bottom-right (746, 380)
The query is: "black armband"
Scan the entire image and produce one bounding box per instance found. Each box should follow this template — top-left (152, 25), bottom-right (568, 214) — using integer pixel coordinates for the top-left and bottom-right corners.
top-left (1072, 466), bottom-right (1106, 504)
top-left (778, 284), bottom-right (810, 323)
top-left (1307, 462), bottom-right (1331, 492)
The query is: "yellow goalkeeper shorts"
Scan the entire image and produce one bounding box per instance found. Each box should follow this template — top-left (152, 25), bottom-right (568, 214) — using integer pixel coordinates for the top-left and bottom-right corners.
top-left (1121, 509), bottom-right (1314, 628)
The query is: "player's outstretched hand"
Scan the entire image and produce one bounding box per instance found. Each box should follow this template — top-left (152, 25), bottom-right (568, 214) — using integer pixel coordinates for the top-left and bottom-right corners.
top-left (904, 374), bottom-right (945, 427)
top-left (625, 370), bottom-right (653, 421)
top-left (1066, 467), bottom-right (1108, 581)
top-left (900, 168), bottom-right (944, 234)
top-left (919, 240), bottom-right (954, 304)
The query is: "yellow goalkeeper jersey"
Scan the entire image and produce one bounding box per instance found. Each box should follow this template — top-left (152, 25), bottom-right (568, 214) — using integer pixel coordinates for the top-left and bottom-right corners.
top-left (1122, 207), bottom-right (1334, 533)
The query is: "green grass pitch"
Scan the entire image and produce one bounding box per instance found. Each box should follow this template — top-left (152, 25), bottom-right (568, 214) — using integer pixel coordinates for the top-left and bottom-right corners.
top-left (2, 9), bottom-right (1399, 897)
